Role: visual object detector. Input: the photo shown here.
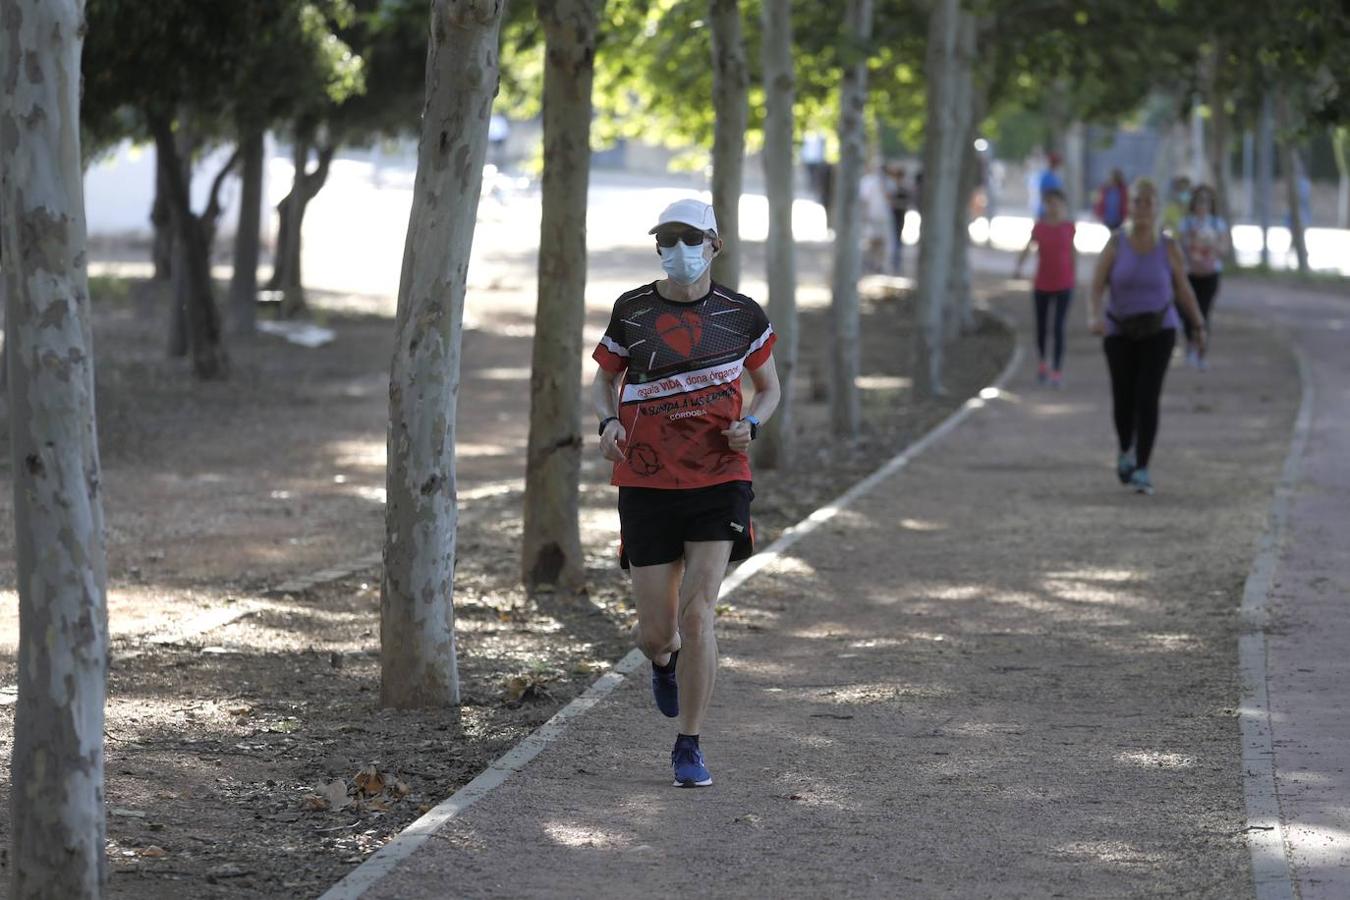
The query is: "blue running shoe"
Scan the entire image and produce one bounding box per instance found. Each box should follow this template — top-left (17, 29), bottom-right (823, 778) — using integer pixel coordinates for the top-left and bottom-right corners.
top-left (1117, 450), bottom-right (1136, 485)
top-left (671, 735), bottom-right (712, 787)
top-left (1130, 466), bottom-right (1154, 495)
top-left (651, 650), bottom-right (679, 718)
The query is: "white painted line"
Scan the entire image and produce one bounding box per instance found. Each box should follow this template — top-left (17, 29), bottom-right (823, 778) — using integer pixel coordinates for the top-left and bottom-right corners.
top-left (319, 310), bottom-right (1025, 900)
top-left (1238, 341), bottom-right (1312, 900)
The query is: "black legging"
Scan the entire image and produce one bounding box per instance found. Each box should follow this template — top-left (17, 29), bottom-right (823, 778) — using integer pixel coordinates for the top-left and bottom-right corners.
top-left (1033, 289), bottom-right (1072, 370)
top-left (1103, 329), bottom-right (1176, 468)
top-left (1183, 273), bottom-right (1220, 343)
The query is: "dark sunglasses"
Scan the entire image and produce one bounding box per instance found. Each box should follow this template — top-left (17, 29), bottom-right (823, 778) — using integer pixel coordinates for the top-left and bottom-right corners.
top-left (655, 228), bottom-right (710, 248)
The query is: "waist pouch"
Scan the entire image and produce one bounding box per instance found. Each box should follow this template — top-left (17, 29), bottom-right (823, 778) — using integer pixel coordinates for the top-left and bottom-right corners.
top-left (1108, 309), bottom-right (1167, 340)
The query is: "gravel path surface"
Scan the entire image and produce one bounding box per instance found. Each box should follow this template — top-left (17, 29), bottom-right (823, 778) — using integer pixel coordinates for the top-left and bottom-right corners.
top-left (342, 287), bottom-right (1302, 899)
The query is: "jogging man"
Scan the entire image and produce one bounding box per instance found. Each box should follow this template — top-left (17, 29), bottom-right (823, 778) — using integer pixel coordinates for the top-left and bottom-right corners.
top-left (591, 198), bottom-right (780, 787)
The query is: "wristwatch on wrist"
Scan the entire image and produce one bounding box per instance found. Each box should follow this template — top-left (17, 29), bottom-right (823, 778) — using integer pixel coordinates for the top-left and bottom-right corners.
top-left (743, 414), bottom-right (760, 440)
top-left (598, 415), bottom-right (618, 436)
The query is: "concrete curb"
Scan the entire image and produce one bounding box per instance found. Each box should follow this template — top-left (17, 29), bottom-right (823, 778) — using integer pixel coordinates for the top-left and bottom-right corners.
top-left (1238, 339), bottom-right (1313, 900)
top-left (319, 309), bottom-right (1025, 900)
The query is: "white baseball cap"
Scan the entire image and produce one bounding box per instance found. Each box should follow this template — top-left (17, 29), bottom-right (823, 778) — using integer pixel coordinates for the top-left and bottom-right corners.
top-left (648, 198), bottom-right (718, 236)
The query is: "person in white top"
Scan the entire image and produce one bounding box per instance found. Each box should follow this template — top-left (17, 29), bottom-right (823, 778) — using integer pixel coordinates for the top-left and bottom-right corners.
top-left (1177, 184), bottom-right (1230, 370)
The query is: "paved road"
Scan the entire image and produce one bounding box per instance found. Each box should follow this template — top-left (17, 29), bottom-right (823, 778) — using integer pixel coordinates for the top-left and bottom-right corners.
top-left (329, 275), bottom-right (1330, 898)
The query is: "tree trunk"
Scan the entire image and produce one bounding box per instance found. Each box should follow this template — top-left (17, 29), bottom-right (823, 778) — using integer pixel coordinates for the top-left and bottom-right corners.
top-left (1, 3), bottom-right (110, 897)
top-left (150, 118), bottom-right (229, 380)
top-left (827, 0), bottom-right (872, 439)
top-left (267, 191), bottom-right (293, 291)
top-left (168, 232), bottom-right (189, 357)
top-left (752, 0), bottom-right (797, 470)
top-left (915, 0), bottom-right (966, 397)
top-left (1275, 95), bottom-right (1309, 273)
top-left (1333, 126), bottom-right (1349, 229)
top-left (1257, 93), bottom-right (1274, 267)
top-left (946, 26), bottom-right (979, 340)
top-left (273, 139), bottom-right (335, 318)
top-left (166, 123), bottom-right (194, 356)
top-left (151, 148), bottom-right (173, 280)
top-left (278, 139), bottom-right (309, 317)
top-left (230, 126), bottom-right (264, 336)
top-left (708, 0), bottom-right (748, 290)
top-left (1202, 43), bottom-right (1237, 267)
top-left (383, 0), bottom-right (505, 709)
top-left (522, 0), bottom-right (603, 595)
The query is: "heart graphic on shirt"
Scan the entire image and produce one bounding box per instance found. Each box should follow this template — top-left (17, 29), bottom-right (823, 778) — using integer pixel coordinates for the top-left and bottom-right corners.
top-left (655, 311), bottom-right (703, 357)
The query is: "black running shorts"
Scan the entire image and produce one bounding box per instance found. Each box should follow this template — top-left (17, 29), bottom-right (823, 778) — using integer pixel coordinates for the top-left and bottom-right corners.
top-left (617, 480), bottom-right (755, 570)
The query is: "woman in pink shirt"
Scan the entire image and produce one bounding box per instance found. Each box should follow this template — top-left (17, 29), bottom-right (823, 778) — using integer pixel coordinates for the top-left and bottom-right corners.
top-left (1014, 189), bottom-right (1076, 387)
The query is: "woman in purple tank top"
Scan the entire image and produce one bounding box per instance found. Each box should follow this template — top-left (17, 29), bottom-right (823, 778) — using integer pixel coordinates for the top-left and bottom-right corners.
top-left (1087, 177), bottom-right (1207, 495)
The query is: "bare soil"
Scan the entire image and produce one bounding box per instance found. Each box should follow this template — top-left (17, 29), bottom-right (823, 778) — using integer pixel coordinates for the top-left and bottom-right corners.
top-left (0, 241), bottom-right (1011, 897)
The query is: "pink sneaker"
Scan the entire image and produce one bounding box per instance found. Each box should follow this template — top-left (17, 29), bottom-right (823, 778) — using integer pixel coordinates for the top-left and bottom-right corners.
top-left (1049, 370), bottom-right (1063, 389)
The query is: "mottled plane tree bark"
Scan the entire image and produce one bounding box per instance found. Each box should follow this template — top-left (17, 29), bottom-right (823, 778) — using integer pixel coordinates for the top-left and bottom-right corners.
top-left (1, 0), bottom-right (111, 895)
top-left (914, 0), bottom-right (970, 396)
top-left (383, 0), bottom-right (507, 708)
top-left (229, 126), bottom-right (266, 336)
top-left (708, 0), bottom-right (748, 289)
top-left (522, 0), bottom-right (604, 594)
top-left (828, 0), bottom-right (872, 438)
top-left (752, 0), bottom-right (798, 469)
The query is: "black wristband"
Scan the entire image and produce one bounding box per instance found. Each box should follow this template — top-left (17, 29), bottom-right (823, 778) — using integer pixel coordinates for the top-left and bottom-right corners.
top-left (598, 416), bottom-right (619, 436)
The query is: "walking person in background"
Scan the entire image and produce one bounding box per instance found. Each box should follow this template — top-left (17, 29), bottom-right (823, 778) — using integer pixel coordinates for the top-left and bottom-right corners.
top-left (1161, 175), bottom-right (1191, 234)
top-left (592, 198), bottom-right (780, 787)
top-left (859, 162), bottom-right (893, 275)
top-left (1087, 177), bottom-right (1208, 495)
top-left (1177, 184), bottom-right (1230, 369)
top-left (884, 162), bottom-right (912, 275)
top-left (801, 132), bottom-right (829, 214)
top-left (1014, 188), bottom-right (1076, 387)
top-left (1035, 151), bottom-right (1064, 219)
top-left (1093, 168), bottom-right (1130, 230)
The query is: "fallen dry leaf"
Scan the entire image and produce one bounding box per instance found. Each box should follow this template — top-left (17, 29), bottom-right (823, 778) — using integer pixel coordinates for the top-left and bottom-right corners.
top-left (353, 766), bottom-right (385, 797)
top-left (392, 778), bottom-right (412, 798)
top-left (300, 794), bottom-right (328, 812)
top-left (139, 845), bottom-right (169, 858)
top-left (320, 778), bottom-right (351, 810)
top-left (227, 705), bottom-right (253, 717)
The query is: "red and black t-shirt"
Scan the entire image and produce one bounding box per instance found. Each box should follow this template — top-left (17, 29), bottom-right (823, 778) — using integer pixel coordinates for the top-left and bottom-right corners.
top-left (592, 281), bottom-right (776, 489)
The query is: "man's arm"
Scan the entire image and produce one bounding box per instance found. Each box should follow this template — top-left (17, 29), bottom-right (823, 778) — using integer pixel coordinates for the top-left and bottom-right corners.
top-left (722, 354), bottom-right (781, 453)
top-left (592, 367), bottom-right (626, 462)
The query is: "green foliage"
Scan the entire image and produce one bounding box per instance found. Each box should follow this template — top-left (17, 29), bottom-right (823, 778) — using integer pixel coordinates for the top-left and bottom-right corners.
top-left (82, 0), bottom-right (368, 150)
top-left (330, 0), bottom-right (429, 143)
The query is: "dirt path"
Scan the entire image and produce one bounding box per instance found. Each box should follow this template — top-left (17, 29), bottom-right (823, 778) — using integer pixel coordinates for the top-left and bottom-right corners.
top-left (355, 290), bottom-right (1301, 898)
top-left (0, 236), bottom-right (1009, 896)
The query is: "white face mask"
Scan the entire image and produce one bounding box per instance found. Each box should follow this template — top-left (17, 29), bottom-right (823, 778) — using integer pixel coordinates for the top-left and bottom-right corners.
top-left (659, 241), bottom-right (711, 284)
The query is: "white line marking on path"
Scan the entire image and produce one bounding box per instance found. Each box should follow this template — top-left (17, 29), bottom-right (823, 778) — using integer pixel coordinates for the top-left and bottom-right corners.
top-left (319, 311), bottom-right (1026, 900)
top-left (1239, 341), bottom-right (1312, 900)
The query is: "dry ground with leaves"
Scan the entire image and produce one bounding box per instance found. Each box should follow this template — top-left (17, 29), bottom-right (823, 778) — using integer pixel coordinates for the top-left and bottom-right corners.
top-left (0, 238), bottom-right (1010, 897)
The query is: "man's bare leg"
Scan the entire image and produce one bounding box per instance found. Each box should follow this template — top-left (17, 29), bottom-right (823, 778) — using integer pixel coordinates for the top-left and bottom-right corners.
top-left (630, 560), bottom-right (683, 665)
top-left (675, 540), bottom-right (734, 736)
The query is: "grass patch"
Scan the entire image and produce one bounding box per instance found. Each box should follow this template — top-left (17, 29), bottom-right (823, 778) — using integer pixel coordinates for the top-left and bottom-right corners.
top-left (88, 274), bottom-right (136, 306)
top-left (1230, 263), bottom-right (1349, 290)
